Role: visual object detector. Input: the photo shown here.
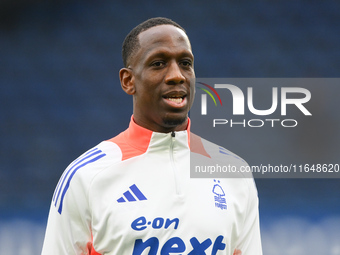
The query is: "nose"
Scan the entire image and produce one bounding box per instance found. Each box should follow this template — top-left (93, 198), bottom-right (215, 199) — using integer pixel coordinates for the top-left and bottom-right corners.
top-left (165, 61), bottom-right (185, 85)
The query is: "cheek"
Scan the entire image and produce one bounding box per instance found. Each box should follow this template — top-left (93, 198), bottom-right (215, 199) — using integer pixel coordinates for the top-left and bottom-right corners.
top-left (134, 81), bottom-right (161, 105)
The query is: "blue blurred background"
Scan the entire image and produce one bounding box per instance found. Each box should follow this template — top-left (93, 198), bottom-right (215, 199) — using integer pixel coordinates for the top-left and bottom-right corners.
top-left (1, 0), bottom-right (340, 254)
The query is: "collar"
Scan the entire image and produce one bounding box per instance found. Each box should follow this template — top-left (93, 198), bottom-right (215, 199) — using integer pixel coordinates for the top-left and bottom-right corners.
top-left (108, 116), bottom-right (191, 161)
top-left (128, 115), bottom-right (191, 149)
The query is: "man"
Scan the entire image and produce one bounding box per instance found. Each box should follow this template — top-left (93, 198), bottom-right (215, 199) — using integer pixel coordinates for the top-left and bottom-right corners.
top-left (42, 17), bottom-right (262, 255)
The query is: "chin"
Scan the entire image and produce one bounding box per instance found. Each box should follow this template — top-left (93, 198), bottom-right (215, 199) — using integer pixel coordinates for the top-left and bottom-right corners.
top-left (162, 115), bottom-right (187, 128)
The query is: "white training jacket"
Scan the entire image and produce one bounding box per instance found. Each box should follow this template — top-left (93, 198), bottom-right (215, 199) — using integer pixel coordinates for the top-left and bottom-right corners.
top-left (42, 117), bottom-right (262, 255)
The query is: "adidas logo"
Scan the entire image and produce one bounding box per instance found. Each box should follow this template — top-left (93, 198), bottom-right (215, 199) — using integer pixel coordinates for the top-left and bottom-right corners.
top-left (117, 184), bottom-right (147, 203)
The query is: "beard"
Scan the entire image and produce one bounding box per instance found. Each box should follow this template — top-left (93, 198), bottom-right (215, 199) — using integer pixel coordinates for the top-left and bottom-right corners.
top-left (162, 115), bottom-right (187, 128)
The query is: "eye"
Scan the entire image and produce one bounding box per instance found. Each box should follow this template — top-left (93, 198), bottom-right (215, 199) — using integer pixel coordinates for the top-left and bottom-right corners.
top-left (151, 61), bottom-right (166, 68)
top-left (180, 59), bottom-right (193, 67)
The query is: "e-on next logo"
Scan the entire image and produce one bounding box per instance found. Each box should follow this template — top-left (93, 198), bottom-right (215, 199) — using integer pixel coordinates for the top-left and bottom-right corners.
top-left (196, 82), bottom-right (312, 128)
top-left (131, 216), bottom-right (226, 254)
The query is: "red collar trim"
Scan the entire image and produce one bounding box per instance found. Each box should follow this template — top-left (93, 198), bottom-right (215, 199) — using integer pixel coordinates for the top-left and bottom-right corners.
top-left (108, 116), bottom-right (191, 161)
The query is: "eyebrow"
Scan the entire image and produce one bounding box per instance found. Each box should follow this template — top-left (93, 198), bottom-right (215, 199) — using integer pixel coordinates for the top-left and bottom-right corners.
top-left (144, 48), bottom-right (194, 63)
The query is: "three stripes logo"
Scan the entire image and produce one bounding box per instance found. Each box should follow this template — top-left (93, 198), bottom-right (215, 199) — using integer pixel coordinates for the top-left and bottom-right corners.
top-left (117, 184), bottom-right (147, 203)
top-left (219, 147), bottom-right (245, 163)
top-left (53, 147), bottom-right (106, 214)
top-left (196, 82), bottom-right (223, 115)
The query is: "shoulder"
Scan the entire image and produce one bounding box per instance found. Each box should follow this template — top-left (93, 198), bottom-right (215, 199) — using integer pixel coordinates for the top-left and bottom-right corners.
top-left (56, 139), bottom-right (123, 192)
top-left (190, 132), bottom-right (253, 179)
top-left (59, 124), bottom-right (149, 190)
top-left (52, 141), bottom-right (122, 212)
top-left (69, 140), bottom-right (123, 176)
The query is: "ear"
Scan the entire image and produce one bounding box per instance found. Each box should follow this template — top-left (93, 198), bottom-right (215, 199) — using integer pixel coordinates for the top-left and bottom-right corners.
top-left (119, 68), bottom-right (136, 95)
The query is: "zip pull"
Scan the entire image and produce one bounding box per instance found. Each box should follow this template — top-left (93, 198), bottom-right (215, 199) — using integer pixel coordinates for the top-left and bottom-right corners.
top-left (171, 131), bottom-right (175, 137)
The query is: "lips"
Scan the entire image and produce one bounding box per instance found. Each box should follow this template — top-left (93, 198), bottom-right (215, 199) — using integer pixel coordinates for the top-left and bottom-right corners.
top-left (162, 91), bottom-right (187, 107)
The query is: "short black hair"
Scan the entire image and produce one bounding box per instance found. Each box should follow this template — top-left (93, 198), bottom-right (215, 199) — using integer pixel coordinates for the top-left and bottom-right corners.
top-left (122, 17), bottom-right (186, 67)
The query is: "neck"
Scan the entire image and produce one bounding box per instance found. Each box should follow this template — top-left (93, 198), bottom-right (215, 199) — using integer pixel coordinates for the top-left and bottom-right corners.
top-left (132, 115), bottom-right (189, 133)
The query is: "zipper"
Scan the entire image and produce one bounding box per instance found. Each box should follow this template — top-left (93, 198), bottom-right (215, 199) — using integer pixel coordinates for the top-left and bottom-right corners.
top-left (170, 131), bottom-right (181, 195)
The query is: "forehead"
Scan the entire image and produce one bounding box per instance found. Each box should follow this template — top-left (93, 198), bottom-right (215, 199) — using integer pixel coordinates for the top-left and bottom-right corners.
top-left (136, 24), bottom-right (192, 59)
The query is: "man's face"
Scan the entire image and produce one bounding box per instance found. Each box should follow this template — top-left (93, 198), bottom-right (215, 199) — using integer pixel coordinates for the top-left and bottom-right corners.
top-left (125, 25), bottom-right (195, 132)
